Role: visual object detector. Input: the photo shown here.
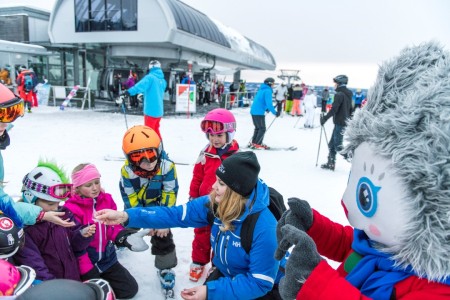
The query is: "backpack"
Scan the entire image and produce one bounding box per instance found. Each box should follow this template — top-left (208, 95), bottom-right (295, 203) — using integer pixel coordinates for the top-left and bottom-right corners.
top-left (23, 73), bottom-right (36, 92)
top-left (207, 186), bottom-right (286, 253)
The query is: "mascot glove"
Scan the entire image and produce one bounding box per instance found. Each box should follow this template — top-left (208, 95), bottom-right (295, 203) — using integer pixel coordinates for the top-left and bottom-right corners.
top-left (115, 228), bottom-right (150, 252)
top-left (275, 198), bottom-right (313, 260)
top-left (278, 224), bottom-right (322, 300)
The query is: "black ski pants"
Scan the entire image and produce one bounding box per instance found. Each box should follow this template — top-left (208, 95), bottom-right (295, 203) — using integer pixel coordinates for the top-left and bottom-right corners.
top-left (81, 262), bottom-right (138, 299)
top-left (328, 124), bottom-right (345, 161)
top-left (251, 115), bottom-right (267, 145)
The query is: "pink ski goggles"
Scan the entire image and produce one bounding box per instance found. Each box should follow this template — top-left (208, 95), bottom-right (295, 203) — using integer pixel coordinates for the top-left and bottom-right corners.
top-left (22, 175), bottom-right (72, 199)
top-left (200, 120), bottom-right (235, 134)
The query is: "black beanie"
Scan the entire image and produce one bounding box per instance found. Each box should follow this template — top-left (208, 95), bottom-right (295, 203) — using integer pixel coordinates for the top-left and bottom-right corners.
top-left (216, 151), bottom-right (260, 197)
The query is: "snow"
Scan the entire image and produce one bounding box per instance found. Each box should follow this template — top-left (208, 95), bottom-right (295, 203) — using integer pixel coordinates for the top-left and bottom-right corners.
top-left (3, 104), bottom-right (351, 299)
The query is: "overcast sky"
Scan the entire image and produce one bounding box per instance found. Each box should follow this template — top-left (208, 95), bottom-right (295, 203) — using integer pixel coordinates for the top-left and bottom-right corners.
top-left (3, 0), bottom-right (450, 87)
top-left (181, 0), bottom-right (450, 87)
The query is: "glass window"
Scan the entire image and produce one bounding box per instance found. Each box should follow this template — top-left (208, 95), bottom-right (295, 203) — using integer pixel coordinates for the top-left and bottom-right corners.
top-left (75, 0), bottom-right (137, 32)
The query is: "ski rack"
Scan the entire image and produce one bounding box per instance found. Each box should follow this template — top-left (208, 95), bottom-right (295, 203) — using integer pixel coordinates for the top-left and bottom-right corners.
top-left (52, 85), bottom-right (92, 109)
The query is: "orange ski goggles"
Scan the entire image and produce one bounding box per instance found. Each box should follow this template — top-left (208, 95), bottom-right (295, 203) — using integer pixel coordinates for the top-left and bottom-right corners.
top-left (0, 98), bottom-right (24, 123)
top-left (128, 148), bottom-right (159, 165)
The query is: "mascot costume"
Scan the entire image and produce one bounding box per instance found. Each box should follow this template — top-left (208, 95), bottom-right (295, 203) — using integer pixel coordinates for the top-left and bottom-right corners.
top-left (276, 41), bottom-right (450, 299)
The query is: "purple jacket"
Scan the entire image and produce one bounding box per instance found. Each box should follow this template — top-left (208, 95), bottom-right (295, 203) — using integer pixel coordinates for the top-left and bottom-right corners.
top-left (64, 191), bottom-right (125, 274)
top-left (13, 207), bottom-right (92, 281)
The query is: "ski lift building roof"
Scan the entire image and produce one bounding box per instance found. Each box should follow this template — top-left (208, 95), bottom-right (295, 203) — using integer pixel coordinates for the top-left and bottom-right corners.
top-left (48, 0), bottom-right (276, 73)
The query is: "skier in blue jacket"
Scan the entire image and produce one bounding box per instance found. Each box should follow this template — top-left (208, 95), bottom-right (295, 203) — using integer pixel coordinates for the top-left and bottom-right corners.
top-left (96, 151), bottom-right (281, 300)
top-left (124, 60), bottom-right (167, 140)
top-left (249, 78), bottom-right (278, 149)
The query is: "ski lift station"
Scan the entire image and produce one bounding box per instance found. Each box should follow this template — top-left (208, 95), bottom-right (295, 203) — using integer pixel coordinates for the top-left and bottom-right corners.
top-left (0, 0), bottom-right (276, 102)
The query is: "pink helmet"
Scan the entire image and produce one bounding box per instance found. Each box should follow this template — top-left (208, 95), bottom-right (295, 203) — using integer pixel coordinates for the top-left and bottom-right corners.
top-left (200, 108), bottom-right (236, 143)
top-left (0, 259), bottom-right (20, 296)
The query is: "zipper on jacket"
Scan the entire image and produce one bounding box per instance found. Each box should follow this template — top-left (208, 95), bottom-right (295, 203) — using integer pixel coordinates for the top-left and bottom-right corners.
top-left (224, 235), bottom-right (231, 274)
top-left (93, 198), bottom-right (103, 262)
top-left (214, 230), bottom-right (223, 263)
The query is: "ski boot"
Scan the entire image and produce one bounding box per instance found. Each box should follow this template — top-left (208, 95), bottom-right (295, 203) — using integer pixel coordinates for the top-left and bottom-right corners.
top-left (158, 269), bottom-right (175, 299)
top-left (189, 263), bottom-right (204, 282)
top-left (321, 156), bottom-right (335, 171)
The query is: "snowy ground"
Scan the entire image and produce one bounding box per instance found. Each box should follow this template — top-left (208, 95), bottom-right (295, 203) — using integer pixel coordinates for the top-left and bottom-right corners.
top-left (3, 103), bottom-right (351, 299)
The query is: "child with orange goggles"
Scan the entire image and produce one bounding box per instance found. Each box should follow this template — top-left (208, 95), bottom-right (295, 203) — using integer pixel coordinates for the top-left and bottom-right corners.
top-left (0, 83), bottom-right (24, 123)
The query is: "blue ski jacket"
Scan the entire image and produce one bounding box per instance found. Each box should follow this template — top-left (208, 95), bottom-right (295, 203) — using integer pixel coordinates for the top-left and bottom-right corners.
top-left (127, 68), bottom-right (167, 118)
top-left (125, 179), bottom-right (279, 299)
top-left (250, 83), bottom-right (277, 116)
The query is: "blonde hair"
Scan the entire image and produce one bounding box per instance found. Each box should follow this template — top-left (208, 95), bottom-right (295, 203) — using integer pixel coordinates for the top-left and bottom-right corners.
top-left (72, 163), bottom-right (90, 174)
top-left (71, 163), bottom-right (98, 196)
top-left (209, 187), bottom-right (247, 232)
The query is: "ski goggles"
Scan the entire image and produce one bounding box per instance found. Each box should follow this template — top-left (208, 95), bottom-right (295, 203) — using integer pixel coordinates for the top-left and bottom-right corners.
top-left (22, 175), bottom-right (73, 199)
top-left (0, 97), bottom-right (24, 123)
top-left (200, 120), bottom-right (236, 134)
top-left (128, 148), bottom-right (159, 165)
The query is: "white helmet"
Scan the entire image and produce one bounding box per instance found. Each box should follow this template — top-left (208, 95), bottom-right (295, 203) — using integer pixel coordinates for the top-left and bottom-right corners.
top-left (149, 60), bottom-right (161, 69)
top-left (22, 164), bottom-right (71, 203)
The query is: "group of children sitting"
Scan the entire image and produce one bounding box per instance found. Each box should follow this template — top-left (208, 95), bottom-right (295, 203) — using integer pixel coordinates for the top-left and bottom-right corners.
top-left (0, 105), bottom-right (245, 299)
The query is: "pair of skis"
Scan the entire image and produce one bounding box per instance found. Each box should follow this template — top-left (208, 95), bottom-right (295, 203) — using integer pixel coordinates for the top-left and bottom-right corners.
top-left (244, 146), bottom-right (298, 151)
top-left (103, 155), bottom-right (190, 166)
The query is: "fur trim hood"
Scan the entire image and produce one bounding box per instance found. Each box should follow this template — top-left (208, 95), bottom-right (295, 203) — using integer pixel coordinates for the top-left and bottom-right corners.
top-left (343, 41), bottom-right (450, 281)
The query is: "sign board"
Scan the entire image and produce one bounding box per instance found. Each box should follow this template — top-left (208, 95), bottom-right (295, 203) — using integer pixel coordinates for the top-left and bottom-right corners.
top-left (175, 84), bottom-right (196, 113)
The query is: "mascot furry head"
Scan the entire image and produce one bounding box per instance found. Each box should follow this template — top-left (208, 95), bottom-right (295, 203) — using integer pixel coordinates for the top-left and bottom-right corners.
top-left (276, 41), bottom-right (450, 299)
top-left (342, 41), bottom-right (450, 281)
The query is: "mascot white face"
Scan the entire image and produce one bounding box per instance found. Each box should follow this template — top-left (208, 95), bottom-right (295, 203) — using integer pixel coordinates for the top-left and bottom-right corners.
top-left (342, 142), bottom-right (410, 247)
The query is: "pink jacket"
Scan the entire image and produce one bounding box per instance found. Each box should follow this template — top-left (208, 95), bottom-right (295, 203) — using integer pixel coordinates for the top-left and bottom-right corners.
top-left (64, 191), bottom-right (124, 274)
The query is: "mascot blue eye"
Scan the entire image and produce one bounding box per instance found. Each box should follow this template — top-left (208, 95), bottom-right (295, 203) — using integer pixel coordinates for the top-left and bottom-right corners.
top-left (356, 177), bottom-right (381, 217)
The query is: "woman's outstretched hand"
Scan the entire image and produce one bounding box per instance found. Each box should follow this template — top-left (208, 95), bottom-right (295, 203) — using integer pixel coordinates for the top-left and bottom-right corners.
top-left (95, 209), bottom-right (128, 225)
top-left (43, 211), bottom-right (75, 227)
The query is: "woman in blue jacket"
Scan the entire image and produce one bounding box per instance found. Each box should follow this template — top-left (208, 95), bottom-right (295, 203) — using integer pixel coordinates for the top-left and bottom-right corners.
top-left (96, 151), bottom-right (281, 300)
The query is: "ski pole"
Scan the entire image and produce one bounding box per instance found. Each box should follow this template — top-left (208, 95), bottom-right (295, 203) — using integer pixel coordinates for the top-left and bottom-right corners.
top-left (122, 96), bottom-right (129, 129)
top-left (293, 115), bottom-right (302, 128)
top-left (266, 116), bottom-right (277, 132)
top-left (315, 124), bottom-right (324, 166)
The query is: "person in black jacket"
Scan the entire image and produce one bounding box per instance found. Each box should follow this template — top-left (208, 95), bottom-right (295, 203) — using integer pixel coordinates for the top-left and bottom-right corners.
top-left (320, 75), bottom-right (353, 170)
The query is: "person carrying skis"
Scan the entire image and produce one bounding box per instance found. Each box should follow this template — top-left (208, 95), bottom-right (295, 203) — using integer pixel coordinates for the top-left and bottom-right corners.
top-left (188, 108), bottom-right (239, 282)
top-left (123, 60), bottom-right (166, 140)
top-left (249, 77), bottom-right (278, 149)
top-left (13, 161), bottom-right (96, 282)
top-left (64, 163), bottom-right (147, 299)
top-left (119, 125), bottom-right (179, 298)
top-left (15, 66), bottom-right (38, 113)
top-left (96, 151), bottom-right (283, 300)
top-left (319, 74), bottom-right (353, 171)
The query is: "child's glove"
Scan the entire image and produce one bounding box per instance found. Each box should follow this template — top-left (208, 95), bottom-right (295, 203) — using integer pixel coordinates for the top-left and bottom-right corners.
top-left (278, 224), bottom-right (322, 300)
top-left (275, 198), bottom-right (313, 260)
top-left (115, 228), bottom-right (150, 252)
